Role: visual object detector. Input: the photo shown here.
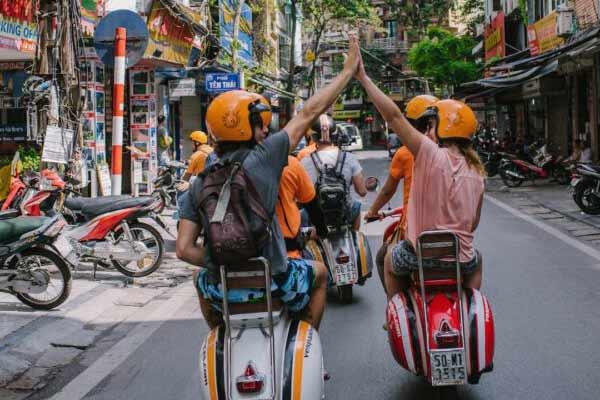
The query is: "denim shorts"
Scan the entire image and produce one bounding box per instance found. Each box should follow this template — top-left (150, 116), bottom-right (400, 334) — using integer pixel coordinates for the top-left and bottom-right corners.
top-left (391, 240), bottom-right (479, 276)
top-left (346, 200), bottom-right (362, 223)
top-left (196, 258), bottom-right (315, 313)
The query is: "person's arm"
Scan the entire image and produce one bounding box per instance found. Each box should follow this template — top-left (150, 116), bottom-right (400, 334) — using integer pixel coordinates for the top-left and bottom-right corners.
top-left (352, 173), bottom-right (367, 197)
top-left (472, 193), bottom-right (484, 232)
top-left (365, 175), bottom-right (400, 219)
top-left (284, 36), bottom-right (360, 151)
top-left (355, 59), bottom-right (424, 157)
top-left (176, 219), bottom-right (205, 265)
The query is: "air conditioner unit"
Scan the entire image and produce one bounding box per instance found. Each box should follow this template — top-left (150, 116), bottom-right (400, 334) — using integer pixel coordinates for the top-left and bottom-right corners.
top-left (556, 5), bottom-right (575, 37)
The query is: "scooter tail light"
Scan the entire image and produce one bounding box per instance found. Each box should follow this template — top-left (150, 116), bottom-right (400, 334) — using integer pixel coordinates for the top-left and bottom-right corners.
top-left (336, 249), bottom-right (350, 264)
top-left (434, 320), bottom-right (461, 348)
top-left (236, 362), bottom-right (264, 394)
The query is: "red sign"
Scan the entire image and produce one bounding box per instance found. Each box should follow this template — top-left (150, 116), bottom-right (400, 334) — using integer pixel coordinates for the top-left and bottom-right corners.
top-left (527, 25), bottom-right (540, 56)
top-left (484, 12), bottom-right (505, 61)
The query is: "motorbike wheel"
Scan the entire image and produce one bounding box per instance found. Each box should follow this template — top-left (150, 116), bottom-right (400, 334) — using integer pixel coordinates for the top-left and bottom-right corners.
top-left (485, 160), bottom-right (499, 178)
top-left (13, 247), bottom-right (72, 310)
top-left (574, 181), bottom-right (600, 215)
top-left (111, 222), bottom-right (164, 277)
top-left (337, 284), bottom-right (353, 304)
top-left (151, 190), bottom-right (166, 215)
top-left (499, 165), bottom-right (524, 187)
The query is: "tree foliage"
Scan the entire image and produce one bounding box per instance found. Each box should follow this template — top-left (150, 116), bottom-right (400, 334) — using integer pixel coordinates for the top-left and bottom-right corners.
top-left (386, 0), bottom-right (451, 37)
top-left (455, 0), bottom-right (484, 37)
top-left (408, 27), bottom-right (481, 92)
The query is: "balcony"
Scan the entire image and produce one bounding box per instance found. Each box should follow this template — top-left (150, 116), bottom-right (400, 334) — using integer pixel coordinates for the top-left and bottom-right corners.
top-left (367, 37), bottom-right (409, 53)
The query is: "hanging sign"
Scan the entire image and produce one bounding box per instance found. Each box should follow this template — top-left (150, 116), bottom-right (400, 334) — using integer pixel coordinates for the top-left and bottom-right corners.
top-left (169, 78), bottom-right (196, 98)
top-left (484, 12), bottom-right (505, 61)
top-left (96, 163), bottom-right (112, 195)
top-left (528, 12), bottom-right (564, 55)
top-left (41, 126), bottom-right (74, 164)
top-left (205, 73), bottom-right (241, 93)
top-left (0, 0), bottom-right (38, 53)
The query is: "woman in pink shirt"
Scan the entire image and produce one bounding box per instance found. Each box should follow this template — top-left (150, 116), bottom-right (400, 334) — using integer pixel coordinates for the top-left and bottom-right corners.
top-left (355, 58), bottom-right (485, 300)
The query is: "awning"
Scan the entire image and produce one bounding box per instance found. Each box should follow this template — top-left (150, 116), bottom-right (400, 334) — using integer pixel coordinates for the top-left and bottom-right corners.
top-left (470, 59), bottom-right (559, 89)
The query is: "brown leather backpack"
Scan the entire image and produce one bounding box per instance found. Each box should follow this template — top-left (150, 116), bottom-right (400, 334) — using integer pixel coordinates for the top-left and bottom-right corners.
top-left (195, 150), bottom-right (271, 266)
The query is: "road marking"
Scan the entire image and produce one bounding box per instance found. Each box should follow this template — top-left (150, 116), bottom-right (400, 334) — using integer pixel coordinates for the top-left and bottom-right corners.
top-left (48, 286), bottom-right (195, 400)
top-left (486, 195), bottom-right (600, 265)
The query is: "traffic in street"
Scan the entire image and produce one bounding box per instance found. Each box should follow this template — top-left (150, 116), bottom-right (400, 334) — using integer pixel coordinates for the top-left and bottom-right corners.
top-left (13, 154), bottom-right (599, 400)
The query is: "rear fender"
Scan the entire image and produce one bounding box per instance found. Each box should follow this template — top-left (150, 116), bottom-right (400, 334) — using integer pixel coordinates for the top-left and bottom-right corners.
top-left (354, 230), bottom-right (373, 280)
top-left (461, 289), bottom-right (495, 377)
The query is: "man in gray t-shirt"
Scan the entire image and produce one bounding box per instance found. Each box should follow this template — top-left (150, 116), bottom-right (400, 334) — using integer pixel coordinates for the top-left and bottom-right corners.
top-left (301, 114), bottom-right (367, 231)
top-left (175, 34), bottom-right (363, 331)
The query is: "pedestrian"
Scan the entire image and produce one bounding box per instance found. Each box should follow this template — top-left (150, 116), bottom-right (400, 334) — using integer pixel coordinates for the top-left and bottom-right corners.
top-left (157, 116), bottom-right (173, 166)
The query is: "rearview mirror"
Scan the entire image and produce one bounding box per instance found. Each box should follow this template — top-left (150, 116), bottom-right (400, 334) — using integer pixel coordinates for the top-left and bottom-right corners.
top-left (365, 177), bottom-right (379, 192)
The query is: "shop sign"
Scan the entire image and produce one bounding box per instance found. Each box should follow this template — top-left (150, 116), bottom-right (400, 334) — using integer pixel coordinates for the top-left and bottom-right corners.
top-left (0, 62), bottom-right (25, 70)
top-left (0, 0), bottom-right (38, 53)
top-left (41, 126), bottom-right (74, 165)
top-left (0, 125), bottom-right (25, 140)
top-left (81, 0), bottom-right (98, 37)
top-left (528, 12), bottom-right (564, 55)
top-left (219, 0), bottom-right (253, 66)
top-left (145, 0), bottom-right (196, 65)
top-left (205, 72), bottom-right (241, 93)
top-left (484, 12), bottom-right (505, 61)
top-left (333, 110), bottom-right (361, 119)
top-left (169, 78), bottom-right (196, 98)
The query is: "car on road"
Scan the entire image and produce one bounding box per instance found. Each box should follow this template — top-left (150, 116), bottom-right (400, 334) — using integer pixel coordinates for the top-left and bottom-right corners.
top-left (338, 122), bottom-right (364, 151)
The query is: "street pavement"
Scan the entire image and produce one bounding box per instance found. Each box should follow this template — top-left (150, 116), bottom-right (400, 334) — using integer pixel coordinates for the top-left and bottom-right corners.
top-left (2, 150), bottom-right (600, 399)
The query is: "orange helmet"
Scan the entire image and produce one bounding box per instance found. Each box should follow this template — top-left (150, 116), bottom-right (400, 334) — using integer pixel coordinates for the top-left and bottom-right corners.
top-left (405, 95), bottom-right (439, 120)
top-left (434, 99), bottom-right (477, 140)
top-left (205, 90), bottom-right (272, 142)
top-left (190, 130), bottom-right (208, 144)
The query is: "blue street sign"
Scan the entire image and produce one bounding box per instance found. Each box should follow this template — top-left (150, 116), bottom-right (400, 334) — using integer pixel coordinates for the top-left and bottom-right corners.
top-left (205, 73), bottom-right (241, 93)
top-left (93, 10), bottom-right (149, 68)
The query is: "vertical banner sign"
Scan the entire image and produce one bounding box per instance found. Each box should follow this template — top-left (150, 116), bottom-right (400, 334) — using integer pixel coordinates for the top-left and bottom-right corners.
top-left (0, 0), bottom-right (37, 53)
top-left (484, 12), bottom-right (505, 62)
top-left (81, 0), bottom-right (98, 37)
top-left (219, 0), bottom-right (253, 66)
top-left (129, 67), bottom-right (157, 195)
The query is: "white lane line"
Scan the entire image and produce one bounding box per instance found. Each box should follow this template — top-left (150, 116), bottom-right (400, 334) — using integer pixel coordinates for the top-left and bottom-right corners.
top-left (486, 195), bottom-right (600, 266)
top-left (48, 287), bottom-right (195, 400)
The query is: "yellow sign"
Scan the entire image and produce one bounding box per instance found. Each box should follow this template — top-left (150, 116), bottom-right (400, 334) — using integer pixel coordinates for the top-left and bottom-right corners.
top-left (306, 49), bottom-right (315, 62)
top-left (532, 12), bottom-right (564, 54)
top-left (333, 110), bottom-right (361, 119)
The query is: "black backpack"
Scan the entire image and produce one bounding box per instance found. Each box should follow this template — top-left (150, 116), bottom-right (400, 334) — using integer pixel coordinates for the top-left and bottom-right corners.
top-left (194, 150), bottom-right (272, 266)
top-left (309, 150), bottom-right (349, 232)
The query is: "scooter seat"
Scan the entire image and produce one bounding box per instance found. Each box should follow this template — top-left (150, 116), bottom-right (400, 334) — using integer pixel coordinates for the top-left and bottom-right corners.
top-left (64, 196), bottom-right (154, 219)
top-left (0, 216), bottom-right (49, 244)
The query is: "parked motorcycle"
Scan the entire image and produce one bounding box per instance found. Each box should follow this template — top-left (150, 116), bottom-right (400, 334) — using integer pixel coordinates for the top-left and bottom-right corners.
top-left (152, 160), bottom-right (186, 214)
top-left (197, 257), bottom-right (324, 400)
top-left (499, 143), bottom-right (570, 187)
top-left (369, 209), bottom-right (495, 386)
top-left (22, 172), bottom-right (165, 278)
top-left (0, 214), bottom-right (72, 310)
top-left (571, 163), bottom-right (600, 214)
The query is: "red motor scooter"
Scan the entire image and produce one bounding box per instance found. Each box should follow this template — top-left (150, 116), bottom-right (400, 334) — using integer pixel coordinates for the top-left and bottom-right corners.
top-left (369, 214), bottom-right (495, 386)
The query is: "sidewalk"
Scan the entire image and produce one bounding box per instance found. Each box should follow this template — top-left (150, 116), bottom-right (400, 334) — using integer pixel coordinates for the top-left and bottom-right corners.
top-left (0, 211), bottom-right (195, 399)
top-left (486, 177), bottom-right (600, 246)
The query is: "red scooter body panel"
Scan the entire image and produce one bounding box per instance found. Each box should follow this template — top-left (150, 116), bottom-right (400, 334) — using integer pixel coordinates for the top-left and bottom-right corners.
top-left (80, 208), bottom-right (138, 241)
top-left (22, 190), bottom-right (53, 216)
top-left (1, 177), bottom-right (25, 210)
top-left (513, 159), bottom-right (548, 178)
top-left (387, 287), bottom-right (495, 383)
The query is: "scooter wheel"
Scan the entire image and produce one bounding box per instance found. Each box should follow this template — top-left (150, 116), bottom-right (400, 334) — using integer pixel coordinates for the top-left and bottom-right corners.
top-left (337, 284), bottom-right (353, 304)
top-left (111, 222), bottom-right (164, 277)
top-left (574, 180), bottom-right (600, 215)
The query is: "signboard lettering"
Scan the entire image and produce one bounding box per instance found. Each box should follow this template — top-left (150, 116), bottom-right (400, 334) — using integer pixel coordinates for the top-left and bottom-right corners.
top-left (205, 73), bottom-right (241, 93)
top-left (484, 12), bottom-right (505, 61)
top-left (169, 78), bottom-right (196, 98)
top-left (528, 12), bottom-right (564, 54)
top-left (0, 0), bottom-right (38, 53)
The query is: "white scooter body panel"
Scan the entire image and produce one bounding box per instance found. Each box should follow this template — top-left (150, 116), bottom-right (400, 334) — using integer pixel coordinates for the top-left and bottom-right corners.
top-left (198, 314), bottom-right (324, 400)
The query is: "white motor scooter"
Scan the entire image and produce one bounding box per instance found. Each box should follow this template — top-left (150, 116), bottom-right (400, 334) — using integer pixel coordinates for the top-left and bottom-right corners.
top-left (198, 257), bottom-right (325, 400)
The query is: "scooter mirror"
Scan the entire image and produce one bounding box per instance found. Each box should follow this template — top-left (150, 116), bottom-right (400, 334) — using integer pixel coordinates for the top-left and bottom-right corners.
top-left (365, 177), bottom-right (379, 192)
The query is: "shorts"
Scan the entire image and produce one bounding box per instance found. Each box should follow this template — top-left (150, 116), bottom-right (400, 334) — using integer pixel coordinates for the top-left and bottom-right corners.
top-left (390, 240), bottom-right (479, 276)
top-left (196, 258), bottom-right (315, 313)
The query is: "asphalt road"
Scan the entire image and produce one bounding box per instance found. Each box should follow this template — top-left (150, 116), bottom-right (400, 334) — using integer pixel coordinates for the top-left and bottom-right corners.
top-left (33, 153), bottom-right (600, 400)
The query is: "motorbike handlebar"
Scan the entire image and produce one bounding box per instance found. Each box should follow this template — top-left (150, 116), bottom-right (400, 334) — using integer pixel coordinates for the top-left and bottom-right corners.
top-left (365, 207), bottom-right (403, 223)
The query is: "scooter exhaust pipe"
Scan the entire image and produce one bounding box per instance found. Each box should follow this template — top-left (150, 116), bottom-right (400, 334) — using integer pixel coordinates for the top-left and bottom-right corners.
top-left (504, 169), bottom-right (526, 180)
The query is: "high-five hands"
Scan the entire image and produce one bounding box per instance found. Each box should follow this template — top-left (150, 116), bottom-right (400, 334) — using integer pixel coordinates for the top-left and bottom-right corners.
top-left (343, 34), bottom-right (361, 75)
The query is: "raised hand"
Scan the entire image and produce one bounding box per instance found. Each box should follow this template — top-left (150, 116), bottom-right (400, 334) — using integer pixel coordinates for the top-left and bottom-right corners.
top-left (343, 34), bottom-right (360, 74)
top-left (355, 48), bottom-right (367, 82)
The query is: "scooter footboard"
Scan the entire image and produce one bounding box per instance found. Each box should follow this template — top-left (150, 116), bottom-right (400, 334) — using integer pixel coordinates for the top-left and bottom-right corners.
top-left (461, 289), bottom-right (495, 379)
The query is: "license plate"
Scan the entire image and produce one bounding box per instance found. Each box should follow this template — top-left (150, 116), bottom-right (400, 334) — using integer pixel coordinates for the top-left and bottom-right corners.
top-left (334, 262), bottom-right (357, 286)
top-left (430, 349), bottom-right (467, 386)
